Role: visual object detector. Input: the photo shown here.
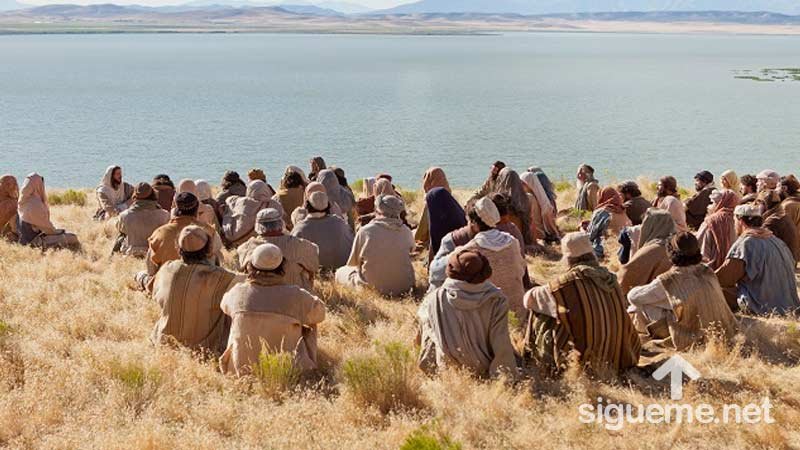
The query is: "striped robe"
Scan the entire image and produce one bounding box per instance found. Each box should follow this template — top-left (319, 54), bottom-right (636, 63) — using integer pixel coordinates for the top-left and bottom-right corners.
top-left (524, 264), bottom-right (640, 376)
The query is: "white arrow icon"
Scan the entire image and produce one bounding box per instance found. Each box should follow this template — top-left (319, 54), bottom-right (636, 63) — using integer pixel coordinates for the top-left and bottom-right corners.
top-left (652, 355), bottom-right (701, 401)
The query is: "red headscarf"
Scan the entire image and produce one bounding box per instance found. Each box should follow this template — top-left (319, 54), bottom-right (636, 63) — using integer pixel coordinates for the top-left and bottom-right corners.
top-left (700, 189), bottom-right (739, 269)
top-left (597, 187), bottom-right (625, 214)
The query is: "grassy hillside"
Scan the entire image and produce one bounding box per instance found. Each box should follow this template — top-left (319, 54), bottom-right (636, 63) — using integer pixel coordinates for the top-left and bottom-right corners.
top-left (1, 184), bottom-right (799, 448)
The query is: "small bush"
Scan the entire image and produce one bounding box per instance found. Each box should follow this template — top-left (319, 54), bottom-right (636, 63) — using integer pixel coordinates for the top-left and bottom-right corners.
top-left (253, 349), bottom-right (302, 399)
top-left (48, 189), bottom-right (87, 206)
top-left (507, 311), bottom-right (520, 330)
top-left (340, 341), bottom-right (421, 414)
top-left (400, 425), bottom-right (462, 450)
top-left (110, 361), bottom-right (162, 390)
top-left (399, 188), bottom-right (418, 207)
top-left (350, 179), bottom-right (364, 195)
top-left (553, 179), bottom-right (573, 192)
top-left (0, 320), bottom-right (10, 337)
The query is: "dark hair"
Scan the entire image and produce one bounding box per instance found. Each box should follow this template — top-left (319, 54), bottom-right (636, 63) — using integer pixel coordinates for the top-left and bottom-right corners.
top-left (618, 182), bottom-right (641, 198)
top-left (781, 176), bottom-right (800, 196)
top-left (284, 172), bottom-right (305, 189)
top-left (153, 174), bottom-right (174, 188)
top-left (493, 161), bottom-right (506, 170)
top-left (467, 208), bottom-right (492, 232)
top-left (740, 215), bottom-right (764, 228)
top-left (580, 164), bottom-right (595, 176)
top-left (305, 199), bottom-right (330, 215)
top-left (489, 193), bottom-right (510, 217)
top-left (333, 168), bottom-right (349, 187)
top-left (667, 233), bottom-right (703, 267)
top-left (566, 253), bottom-right (598, 267)
top-left (175, 204), bottom-right (199, 218)
top-left (245, 260), bottom-right (286, 277)
top-left (180, 240), bottom-right (212, 263)
top-left (740, 175), bottom-right (757, 192)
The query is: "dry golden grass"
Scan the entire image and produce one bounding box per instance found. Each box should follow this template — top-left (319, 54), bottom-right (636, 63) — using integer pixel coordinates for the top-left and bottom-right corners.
top-left (1, 184), bottom-right (800, 449)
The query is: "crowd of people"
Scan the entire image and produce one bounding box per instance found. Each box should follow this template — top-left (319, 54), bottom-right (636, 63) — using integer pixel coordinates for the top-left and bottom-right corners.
top-left (1, 158), bottom-right (799, 381)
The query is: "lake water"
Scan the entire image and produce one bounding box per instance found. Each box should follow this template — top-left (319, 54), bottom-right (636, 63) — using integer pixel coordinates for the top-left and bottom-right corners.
top-left (1, 32), bottom-right (799, 189)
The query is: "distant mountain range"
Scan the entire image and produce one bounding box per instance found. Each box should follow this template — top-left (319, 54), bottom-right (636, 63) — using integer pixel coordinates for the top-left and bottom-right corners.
top-left (375, 0), bottom-right (800, 16)
top-left (0, 0), bottom-right (372, 13)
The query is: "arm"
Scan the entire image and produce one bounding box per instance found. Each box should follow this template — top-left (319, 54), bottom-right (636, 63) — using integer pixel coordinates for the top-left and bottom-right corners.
top-left (627, 278), bottom-right (669, 309)
top-left (96, 188), bottom-right (118, 217)
top-left (715, 258), bottom-right (746, 288)
top-left (429, 234), bottom-right (457, 287)
top-left (587, 211), bottom-right (610, 257)
top-left (523, 285), bottom-right (558, 319)
top-left (345, 229), bottom-right (363, 268)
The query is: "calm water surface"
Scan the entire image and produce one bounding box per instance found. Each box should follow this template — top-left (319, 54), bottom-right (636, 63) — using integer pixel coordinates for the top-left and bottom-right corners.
top-left (1, 32), bottom-right (799, 188)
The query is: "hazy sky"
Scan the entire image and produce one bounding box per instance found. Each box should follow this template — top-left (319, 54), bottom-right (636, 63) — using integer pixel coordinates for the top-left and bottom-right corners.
top-left (23, 0), bottom-right (408, 7)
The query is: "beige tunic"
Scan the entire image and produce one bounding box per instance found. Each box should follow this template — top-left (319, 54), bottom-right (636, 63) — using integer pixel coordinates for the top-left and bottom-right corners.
top-left (151, 260), bottom-right (236, 353)
top-left (117, 200), bottom-right (170, 257)
top-left (335, 218), bottom-right (416, 296)
top-left (460, 230), bottom-right (526, 324)
top-left (220, 277), bottom-right (326, 376)
top-left (237, 234), bottom-right (320, 291)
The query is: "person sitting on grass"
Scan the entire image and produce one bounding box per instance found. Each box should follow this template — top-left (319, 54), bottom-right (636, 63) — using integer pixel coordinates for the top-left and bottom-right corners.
top-left (417, 249), bottom-right (517, 379)
top-left (522, 232), bottom-right (640, 377)
top-left (151, 225), bottom-right (236, 354)
top-left (237, 208), bottom-right (319, 292)
top-left (618, 180), bottom-right (651, 226)
top-left (652, 176), bottom-right (687, 232)
top-left (220, 243), bottom-right (326, 376)
top-left (0, 174), bottom-right (19, 242)
top-left (151, 174), bottom-right (176, 211)
top-left (574, 164), bottom-right (600, 212)
top-left (220, 179), bottom-right (284, 249)
top-left (627, 232), bottom-right (738, 350)
top-left (716, 204), bottom-right (800, 316)
top-left (430, 198), bottom-right (527, 325)
top-left (684, 170), bottom-right (715, 230)
top-left (114, 182), bottom-right (170, 257)
top-left (335, 194), bottom-right (415, 297)
top-left (586, 186), bottom-right (631, 259)
top-left (135, 192), bottom-right (221, 293)
top-left (94, 165), bottom-right (134, 221)
top-left (617, 209), bottom-right (675, 296)
top-left (17, 173), bottom-right (81, 251)
top-left (291, 191), bottom-right (354, 272)
top-left (757, 189), bottom-right (800, 263)
top-left (739, 174), bottom-right (758, 205)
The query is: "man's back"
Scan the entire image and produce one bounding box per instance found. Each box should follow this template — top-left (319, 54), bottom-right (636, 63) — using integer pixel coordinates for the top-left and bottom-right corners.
top-left (151, 260), bottom-right (235, 353)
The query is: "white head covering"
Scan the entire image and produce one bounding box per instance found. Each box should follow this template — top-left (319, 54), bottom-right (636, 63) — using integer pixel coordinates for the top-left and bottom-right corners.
top-left (18, 173), bottom-right (56, 234)
top-left (308, 191), bottom-right (329, 211)
top-left (474, 197), bottom-right (500, 227)
top-left (247, 180), bottom-right (272, 203)
top-left (375, 194), bottom-right (404, 219)
top-left (561, 232), bottom-right (594, 259)
top-left (756, 170), bottom-right (780, 190)
top-left (520, 171), bottom-right (554, 215)
top-left (251, 243), bottom-right (283, 271)
top-left (97, 165), bottom-right (126, 206)
top-left (194, 180), bottom-right (213, 201)
top-left (734, 203), bottom-right (762, 218)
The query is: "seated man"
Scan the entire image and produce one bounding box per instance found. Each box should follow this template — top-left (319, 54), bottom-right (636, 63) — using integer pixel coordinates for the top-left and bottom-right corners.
top-left (94, 165), bottom-right (134, 220)
top-left (618, 181), bottom-right (651, 226)
top-left (716, 204), bottom-right (800, 316)
top-left (220, 244), bottom-right (326, 376)
top-left (430, 198), bottom-right (526, 324)
top-left (574, 164), bottom-right (600, 212)
top-left (291, 191), bottom-right (354, 272)
top-left (152, 174), bottom-right (176, 211)
top-left (739, 174), bottom-right (758, 205)
top-left (151, 226), bottom-right (237, 354)
top-left (684, 170), bottom-right (715, 230)
top-left (221, 180), bottom-right (284, 248)
top-left (653, 176), bottom-right (687, 232)
top-left (135, 192), bottom-right (222, 293)
top-left (115, 182), bottom-right (170, 257)
top-left (335, 195), bottom-right (416, 297)
top-left (758, 190), bottom-right (800, 263)
top-left (417, 249), bottom-right (517, 379)
top-left (522, 232), bottom-right (640, 376)
top-left (627, 232), bottom-right (738, 351)
top-left (0, 174), bottom-right (19, 241)
top-left (237, 208), bottom-right (319, 291)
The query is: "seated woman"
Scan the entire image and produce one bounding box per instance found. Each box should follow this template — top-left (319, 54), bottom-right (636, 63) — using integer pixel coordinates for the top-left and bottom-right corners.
top-left (273, 166), bottom-right (308, 231)
top-left (586, 187), bottom-right (631, 258)
top-left (617, 209), bottom-right (675, 296)
top-left (0, 175), bottom-right (19, 241)
top-left (335, 195), bottom-right (415, 297)
top-left (696, 189), bottom-right (738, 270)
top-left (627, 232), bottom-right (738, 350)
top-left (94, 165), bottom-right (133, 220)
top-left (17, 173), bottom-right (80, 251)
top-left (414, 167), bottom-right (451, 247)
top-left (355, 177), bottom-right (407, 227)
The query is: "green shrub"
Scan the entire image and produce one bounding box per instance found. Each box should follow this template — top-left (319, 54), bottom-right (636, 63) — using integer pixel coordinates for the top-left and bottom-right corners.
top-left (341, 341), bottom-right (421, 414)
top-left (399, 188), bottom-right (418, 207)
top-left (253, 349), bottom-right (302, 399)
top-left (507, 311), bottom-right (520, 330)
top-left (400, 425), bottom-right (462, 450)
top-left (553, 178), bottom-right (572, 192)
top-left (350, 179), bottom-right (364, 195)
top-left (0, 320), bottom-right (10, 337)
top-left (48, 189), bottom-right (87, 206)
top-left (110, 361), bottom-right (162, 390)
